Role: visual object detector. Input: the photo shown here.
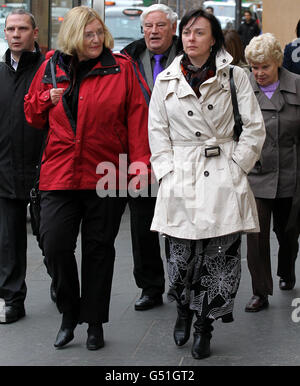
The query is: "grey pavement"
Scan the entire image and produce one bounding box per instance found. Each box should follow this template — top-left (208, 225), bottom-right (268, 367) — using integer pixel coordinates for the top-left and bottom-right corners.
top-left (1, 206), bottom-right (300, 366)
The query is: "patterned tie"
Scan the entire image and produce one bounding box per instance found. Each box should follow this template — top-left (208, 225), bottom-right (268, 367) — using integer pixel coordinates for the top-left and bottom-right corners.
top-left (153, 54), bottom-right (164, 84)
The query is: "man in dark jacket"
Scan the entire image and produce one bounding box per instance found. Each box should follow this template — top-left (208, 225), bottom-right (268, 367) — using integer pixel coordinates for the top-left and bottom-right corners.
top-left (238, 10), bottom-right (260, 48)
top-left (121, 4), bottom-right (179, 311)
top-left (0, 9), bottom-right (45, 324)
top-left (283, 20), bottom-right (300, 75)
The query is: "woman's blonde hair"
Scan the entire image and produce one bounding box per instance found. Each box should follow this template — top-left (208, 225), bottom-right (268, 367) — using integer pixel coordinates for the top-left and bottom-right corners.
top-left (245, 33), bottom-right (283, 66)
top-left (57, 6), bottom-right (114, 56)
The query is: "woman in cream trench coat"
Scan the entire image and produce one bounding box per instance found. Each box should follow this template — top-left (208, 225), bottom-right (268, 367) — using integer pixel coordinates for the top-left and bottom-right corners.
top-left (148, 9), bottom-right (265, 360)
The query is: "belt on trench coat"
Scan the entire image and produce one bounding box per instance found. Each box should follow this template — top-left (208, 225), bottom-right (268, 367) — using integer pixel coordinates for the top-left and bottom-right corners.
top-left (170, 137), bottom-right (233, 157)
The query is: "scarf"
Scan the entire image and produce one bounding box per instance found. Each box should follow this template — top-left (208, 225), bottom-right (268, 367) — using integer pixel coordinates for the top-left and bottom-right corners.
top-left (181, 53), bottom-right (216, 98)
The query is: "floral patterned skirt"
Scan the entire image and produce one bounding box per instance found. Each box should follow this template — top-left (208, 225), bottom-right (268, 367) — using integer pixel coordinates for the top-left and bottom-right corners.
top-left (166, 233), bottom-right (241, 322)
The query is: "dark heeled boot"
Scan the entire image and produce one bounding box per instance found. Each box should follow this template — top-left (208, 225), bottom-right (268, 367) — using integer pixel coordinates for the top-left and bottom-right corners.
top-left (173, 304), bottom-right (194, 346)
top-left (86, 323), bottom-right (104, 350)
top-left (191, 317), bottom-right (214, 359)
top-left (54, 312), bottom-right (78, 348)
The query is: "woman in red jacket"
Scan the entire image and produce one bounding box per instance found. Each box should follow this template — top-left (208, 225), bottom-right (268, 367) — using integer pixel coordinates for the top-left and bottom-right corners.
top-left (24, 6), bottom-right (151, 350)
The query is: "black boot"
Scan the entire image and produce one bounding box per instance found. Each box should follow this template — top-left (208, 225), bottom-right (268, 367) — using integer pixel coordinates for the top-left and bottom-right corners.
top-left (173, 304), bottom-right (194, 346)
top-left (191, 317), bottom-right (214, 359)
top-left (54, 312), bottom-right (78, 348)
top-left (50, 282), bottom-right (57, 303)
top-left (86, 323), bottom-right (104, 350)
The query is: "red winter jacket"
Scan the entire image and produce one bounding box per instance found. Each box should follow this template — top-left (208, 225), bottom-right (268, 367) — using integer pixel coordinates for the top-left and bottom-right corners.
top-left (24, 48), bottom-right (151, 192)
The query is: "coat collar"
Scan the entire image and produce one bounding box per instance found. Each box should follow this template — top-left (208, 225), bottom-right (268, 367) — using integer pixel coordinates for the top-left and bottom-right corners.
top-left (278, 66), bottom-right (297, 93)
top-left (159, 49), bottom-right (232, 99)
top-left (56, 46), bottom-right (118, 70)
top-left (159, 49), bottom-right (232, 81)
top-left (251, 67), bottom-right (297, 94)
top-left (121, 35), bottom-right (179, 61)
top-left (5, 42), bottom-right (42, 71)
top-left (42, 47), bottom-right (120, 86)
top-left (250, 66), bottom-right (298, 111)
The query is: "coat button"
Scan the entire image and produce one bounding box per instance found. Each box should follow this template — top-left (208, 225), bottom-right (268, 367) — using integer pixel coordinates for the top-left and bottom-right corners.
top-left (223, 73), bottom-right (227, 77)
top-left (188, 110), bottom-right (193, 116)
top-left (223, 59), bottom-right (227, 63)
top-left (208, 104), bottom-right (213, 110)
top-left (204, 171), bottom-right (209, 177)
top-left (195, 131), bottom-right (201, 137)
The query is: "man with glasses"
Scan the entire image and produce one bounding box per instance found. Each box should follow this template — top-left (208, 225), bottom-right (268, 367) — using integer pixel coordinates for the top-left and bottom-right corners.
top-left (121, 4), bottom-right (179, 311)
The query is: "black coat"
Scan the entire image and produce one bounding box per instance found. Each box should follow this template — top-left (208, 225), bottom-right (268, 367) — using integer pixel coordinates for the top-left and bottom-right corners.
top-left (0, 44), bottom-right (45, 200)
top-left (238, 19), bottom-right (260, 48)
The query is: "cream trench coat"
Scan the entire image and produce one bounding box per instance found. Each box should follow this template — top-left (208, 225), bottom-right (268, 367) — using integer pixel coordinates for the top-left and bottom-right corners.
top-left (148, 51), bottom-right (266, 240)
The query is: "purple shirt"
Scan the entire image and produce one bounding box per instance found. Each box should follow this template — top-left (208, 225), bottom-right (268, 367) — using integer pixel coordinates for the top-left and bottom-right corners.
top-left (259, 80), bottom-right (280, 99)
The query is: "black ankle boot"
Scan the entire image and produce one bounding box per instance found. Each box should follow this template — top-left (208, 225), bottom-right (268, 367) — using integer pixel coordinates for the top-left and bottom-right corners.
top-left (191, 317), bottom-right (214, 359)
top-left (54, 312), bottom-right (78, 348)
top-left (173, 304), bottom-right (194, 346)
top-left (86, 323), bottom-right (104, 350)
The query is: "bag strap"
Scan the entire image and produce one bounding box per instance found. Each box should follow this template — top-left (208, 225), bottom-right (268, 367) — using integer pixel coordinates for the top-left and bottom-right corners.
top-left (50, 57), bottom-right (57, 89)
top-left (33, 57), bottom-right (56, 188)
top-left (229, 65), bottom-right (243, 141)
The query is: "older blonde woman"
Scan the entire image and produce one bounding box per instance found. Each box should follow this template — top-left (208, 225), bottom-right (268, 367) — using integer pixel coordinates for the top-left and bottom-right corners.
top-left (245, 33), bottom-right (300, 312)
top-left (24, 6), bottom-right (151, 349)
top-left (149, 9), bottom-right (265, 359)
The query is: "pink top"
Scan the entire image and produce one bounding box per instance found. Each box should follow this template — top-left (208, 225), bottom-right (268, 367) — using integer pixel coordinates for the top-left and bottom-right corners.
top-left (259, 80), bottom-right (280, 99)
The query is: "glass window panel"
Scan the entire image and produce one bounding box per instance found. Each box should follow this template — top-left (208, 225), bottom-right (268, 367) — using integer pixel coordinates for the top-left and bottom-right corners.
top-left (105, 8), bottom-right (144, 52)
top-left (81, 0), bottom-right (92, 6)
top-left (50, 0), bottom-right (72, 49)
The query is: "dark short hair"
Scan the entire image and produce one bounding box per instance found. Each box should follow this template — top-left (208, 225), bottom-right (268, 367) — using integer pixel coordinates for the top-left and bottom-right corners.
top-left (244, 10), bottom-right (252, 16)
top-left (296, 19), bottom-right (300, 38)
top-left (5, 8), bottom-right (37, 29)
top-left (177, 8), bottom-right (224, 55)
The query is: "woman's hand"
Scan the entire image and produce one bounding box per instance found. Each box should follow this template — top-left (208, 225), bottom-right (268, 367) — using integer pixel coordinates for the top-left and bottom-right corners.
top-left (50, 88), bottom-right (64, 105)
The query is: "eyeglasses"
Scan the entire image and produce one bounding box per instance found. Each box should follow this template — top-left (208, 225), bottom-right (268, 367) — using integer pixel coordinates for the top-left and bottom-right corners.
top-left (84, 30), bottom-right (104, 41)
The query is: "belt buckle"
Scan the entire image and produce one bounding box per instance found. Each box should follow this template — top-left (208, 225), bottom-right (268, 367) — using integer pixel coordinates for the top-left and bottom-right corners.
top-left (205, 146), bottom-right (220, 158)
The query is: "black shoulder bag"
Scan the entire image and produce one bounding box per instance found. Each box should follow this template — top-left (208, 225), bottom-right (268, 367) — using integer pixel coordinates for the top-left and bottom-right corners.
top-left (29, 58), bottom-right (57, 242)
top-left (229, 66), bottom-right (243, 142)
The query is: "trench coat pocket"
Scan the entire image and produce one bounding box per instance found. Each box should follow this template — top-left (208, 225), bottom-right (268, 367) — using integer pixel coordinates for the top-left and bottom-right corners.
top-left (228, 158), bottom-right (246, 186)
top-left (163, 164), bottom-right (197, 227)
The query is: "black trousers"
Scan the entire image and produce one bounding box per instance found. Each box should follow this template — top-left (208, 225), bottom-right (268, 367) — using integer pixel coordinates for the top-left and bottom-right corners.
top-left (40, 190), bottom-right (127, 324)
top-left (128, 196), bottom-right (165, 297)
top-left (0, 198), bottom-right (28, 307)
top-left (247, 197), bottom-right (299, 297)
